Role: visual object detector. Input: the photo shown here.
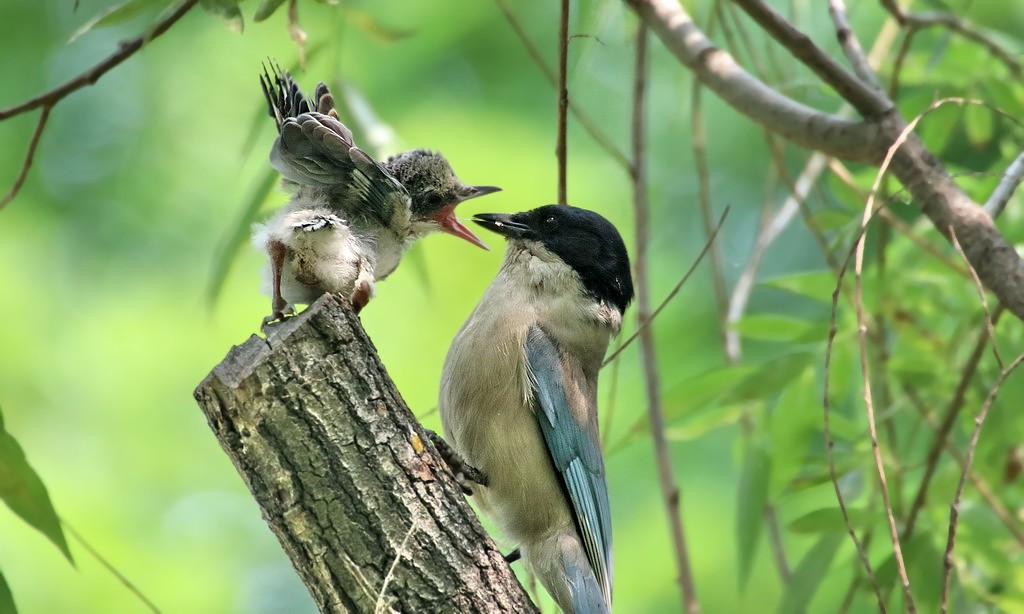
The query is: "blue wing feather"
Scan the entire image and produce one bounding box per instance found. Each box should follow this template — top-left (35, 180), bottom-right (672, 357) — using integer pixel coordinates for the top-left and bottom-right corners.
top-left (525, 327), bottom-right (613, 606)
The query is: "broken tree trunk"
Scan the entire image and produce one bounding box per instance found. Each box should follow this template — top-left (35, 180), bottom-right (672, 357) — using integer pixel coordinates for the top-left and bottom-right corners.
top-left (193, 294), bottom-right (536, 613)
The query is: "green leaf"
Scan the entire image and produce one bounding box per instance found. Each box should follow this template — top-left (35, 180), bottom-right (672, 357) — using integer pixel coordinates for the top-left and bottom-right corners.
top-left (253, 0), bottom-right (286, 21)
top-left (664, 403), bottom-right (748, 442)
top-left (200, 0), bottom-right (244, 31)
top-left (0, 570), bottom-right (15, 614)
top-left (769, 367), bottom-right (818, 496)
top-left (0, 406), bottom-right (72, 564)
top-left (963, 104), bottom-right (994, 147)
top-left (731, 314), bottom-right (826, 343)
top-left (206, 167), bottom-right (279, 307)
top-left (69, 0), bottom-right (173, 43)
top-left (762, 270), bottom-right (837, 304)
top-left (776, 533), bottom-right (843, 613)
top-left (788, 507), bottom-right (871, 534)
top-left (737, 443), bottom-right (771, 590)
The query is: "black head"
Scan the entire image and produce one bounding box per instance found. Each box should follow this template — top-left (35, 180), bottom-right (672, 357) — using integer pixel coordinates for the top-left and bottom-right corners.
top-left (473, 205), bottom-right (634, 313)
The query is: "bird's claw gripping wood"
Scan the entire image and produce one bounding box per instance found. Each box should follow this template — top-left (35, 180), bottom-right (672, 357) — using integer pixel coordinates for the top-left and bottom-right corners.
top-left (426, 430), bottom-right (488, 494)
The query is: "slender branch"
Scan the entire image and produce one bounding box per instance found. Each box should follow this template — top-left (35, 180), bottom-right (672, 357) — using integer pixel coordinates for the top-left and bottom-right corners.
top-left (853, 110), bottom-right (920, 613)
top-left (0, 107), bottom-right (50, 210)
top-left (491, 0), bottom-right (629, 169)
top-left (827, 0), bottom-right (884, 91)
top-left (287, 0), bottom-right (308, 70)
top-left (0, 0), bottom-right (198, 209)
top-left (731, 0), bottom-right (891, 117)
top-left (0, 0), bottom-right (197, 120)
top-left (630, 23), bottom-right (699, 613)
top-left (940, 353), bottom-right (1024, 612)
top-left (62, 519), bottom-right (161, 613)
top-left (623, 0), bottom-right (887, 162)
top-left (556, 0), bottom-right (569, 204)
top-left (602, 207), bottom-right (729, 368)
top-left (950, 228), bottom-right (1003, 369)
top-left (983, 150), bottom-right (1024, 219)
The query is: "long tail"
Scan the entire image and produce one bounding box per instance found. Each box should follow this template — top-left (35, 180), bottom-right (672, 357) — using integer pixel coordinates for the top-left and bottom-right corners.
top-left (259, 62), bottom-right (338, 130)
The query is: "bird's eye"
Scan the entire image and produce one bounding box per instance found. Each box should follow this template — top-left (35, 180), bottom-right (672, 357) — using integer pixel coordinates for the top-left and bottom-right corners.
top-left (543, 216), bottom-right (557, 229)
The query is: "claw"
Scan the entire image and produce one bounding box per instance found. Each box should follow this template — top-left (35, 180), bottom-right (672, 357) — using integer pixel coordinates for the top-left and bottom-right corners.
top-left (426, 430), bottom-right (488, 493)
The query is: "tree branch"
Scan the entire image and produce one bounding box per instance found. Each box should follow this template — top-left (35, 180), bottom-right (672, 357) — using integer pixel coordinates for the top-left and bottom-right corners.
top-left (556, 0), bottom-right (569, 204)
top-left (623, 0), bottom-right (888, 162)
top-left (193, 296), bottom-right (536, 613)
top-left (983, 150), bottom-right (1024, 219)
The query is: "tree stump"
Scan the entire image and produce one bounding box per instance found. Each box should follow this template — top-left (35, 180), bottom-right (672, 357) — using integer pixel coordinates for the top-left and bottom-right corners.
top-left (193, 294), bottom-right (536, 613)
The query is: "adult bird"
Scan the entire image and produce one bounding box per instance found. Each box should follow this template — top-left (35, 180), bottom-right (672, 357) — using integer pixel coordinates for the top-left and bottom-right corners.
top-left (253, 64), bottom-right (500, 322)
top-left (439, 204), bottom-right (633, 613)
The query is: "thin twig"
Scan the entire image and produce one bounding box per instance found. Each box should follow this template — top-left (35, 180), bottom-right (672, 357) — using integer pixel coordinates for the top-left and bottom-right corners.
top-left (0, 106), bottom-right (50, 210)
top-left (888, 25), bottom-right (920, 100)
top-left (902, 305), bottom-right (1005, 542)
top-left (0, 0), bottom-right (198, 210)
top-left (950, 228), bottom-right (1003, 369)
top-left (902, 384), bottom-right (1024, 547)
top-left (602, 207), bottom-right (729, 368)
top-left (940, 354), bottom-right (1024, 613)
top-left (287, 0), bottom-right (308, 70)
top-left (491, 0), bottom-right (629, 169)
top-left (827, 0), bottom-right (884, 91)
top-left (62, 520), bottom-right (161, 613)
top-left (879, 1), bottom-right (1022, 77)
top-left (556, 0), bottom-right (569, 204)
top-left (630, 23), bottom-right (699, 614)
top-left (983, 150), bottom-right (1024, 219)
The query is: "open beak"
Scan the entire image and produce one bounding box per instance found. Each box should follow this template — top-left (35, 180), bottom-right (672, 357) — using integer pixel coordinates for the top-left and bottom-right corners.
top-left (433, 203), bottom-right (490, 250)
top-left (471, 213), bottom-right (533, 240)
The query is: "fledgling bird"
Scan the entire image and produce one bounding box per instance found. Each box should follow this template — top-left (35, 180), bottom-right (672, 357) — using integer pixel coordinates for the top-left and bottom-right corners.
top-left (254, 64), bottom-right (500, 322)
top-left (439, 204), bottom-right (633, 613)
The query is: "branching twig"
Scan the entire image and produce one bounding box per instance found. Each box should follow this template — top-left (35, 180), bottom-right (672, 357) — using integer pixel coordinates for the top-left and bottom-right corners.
top-left (556, 0), bottom-right (569, 204)
top-left (940, 353), bottom-right (1024, 613)
top-left (0, 0), bottom-right (198, 209)
top-left (880, 1), bottom-right (1022, 77)
top-left (630, 23), bottom-right (699, 614)
top-left (983, 150), bottom-right (1024, 219)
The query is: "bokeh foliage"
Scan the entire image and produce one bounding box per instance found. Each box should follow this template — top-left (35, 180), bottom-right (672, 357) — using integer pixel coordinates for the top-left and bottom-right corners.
top-left (1, 0), bottom-right (1023, 612)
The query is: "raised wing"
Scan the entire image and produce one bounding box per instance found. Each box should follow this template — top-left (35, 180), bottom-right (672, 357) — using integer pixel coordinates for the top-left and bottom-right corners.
top-left (259, 64), bottom-right (408, 226)
top-left (525, 326), bottom-right (613, 609)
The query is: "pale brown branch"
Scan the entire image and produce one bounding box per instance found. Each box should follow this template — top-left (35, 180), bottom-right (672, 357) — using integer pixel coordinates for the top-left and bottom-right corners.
top-left (984, 150), bottom-right (1024, 219)
top-left (556, 0), bottom-right (569, 205)
top-left (287, 0), bottom-right (307, 70)
top-left (950, 228), bottom-right (1003, 369)
top-left (940, 353), bottom-right (1024, 613)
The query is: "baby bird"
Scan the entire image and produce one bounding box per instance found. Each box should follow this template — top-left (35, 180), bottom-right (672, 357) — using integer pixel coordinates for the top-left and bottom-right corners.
top-left (255, 64), bottom-right (500, 322)
top-left (251, 199), bottom-right (374, 323)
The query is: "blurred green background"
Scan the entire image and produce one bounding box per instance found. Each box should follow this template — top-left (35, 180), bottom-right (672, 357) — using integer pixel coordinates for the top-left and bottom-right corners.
top-left (2, 0), bottom-right (1024, 612)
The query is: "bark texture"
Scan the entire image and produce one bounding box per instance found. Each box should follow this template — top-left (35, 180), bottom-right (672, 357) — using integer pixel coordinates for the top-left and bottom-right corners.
top-left (194, 294), bottom-right (537, 613)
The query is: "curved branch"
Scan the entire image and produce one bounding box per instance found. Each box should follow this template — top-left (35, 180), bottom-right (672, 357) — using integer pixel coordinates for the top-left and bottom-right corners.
top-left (624, 0), bottom-right (889, 162)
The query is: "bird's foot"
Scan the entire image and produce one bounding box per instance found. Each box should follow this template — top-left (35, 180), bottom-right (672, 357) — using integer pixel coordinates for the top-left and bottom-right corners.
top-left (426, 430), bottom-right (488, 494)
top-left (261, 305), bottom-right (295, 329)
top-left (503, 548), bottom-right (522, 564)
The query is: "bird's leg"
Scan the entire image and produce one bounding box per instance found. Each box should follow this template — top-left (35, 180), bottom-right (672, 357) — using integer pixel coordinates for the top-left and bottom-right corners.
top-left (262, 239), bottom-right (288, 327)
top-left (425, 430), bottom-right (488, 494)
top-left (503, 548), bottom-right (522, 564)
top-left (351, 280), bottom-right (372, 314)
